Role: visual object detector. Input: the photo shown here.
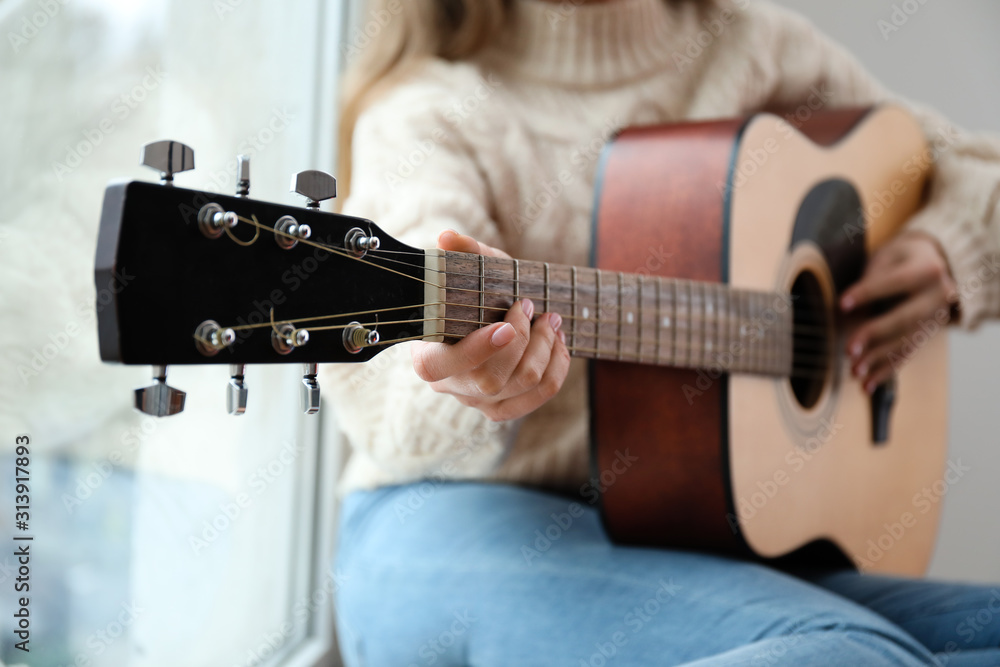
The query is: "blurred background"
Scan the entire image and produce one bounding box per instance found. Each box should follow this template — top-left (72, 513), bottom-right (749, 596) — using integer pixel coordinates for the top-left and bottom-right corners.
top-left (0, 1), bottom-right (997, 666)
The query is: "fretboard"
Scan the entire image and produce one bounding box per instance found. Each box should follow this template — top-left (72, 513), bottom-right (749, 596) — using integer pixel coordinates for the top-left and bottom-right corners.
top-left (435, 251), bottom-right (794, 377)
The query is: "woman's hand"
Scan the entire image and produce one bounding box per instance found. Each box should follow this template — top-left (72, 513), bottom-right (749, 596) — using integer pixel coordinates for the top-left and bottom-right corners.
top-left (839, 230), bottom-right (957, 393)
top-left (410, 230), bottom-right (571, 422)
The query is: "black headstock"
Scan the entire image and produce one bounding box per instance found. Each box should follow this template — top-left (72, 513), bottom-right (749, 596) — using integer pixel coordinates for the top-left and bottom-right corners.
top-left (96, 141), bottom-right (434, 416)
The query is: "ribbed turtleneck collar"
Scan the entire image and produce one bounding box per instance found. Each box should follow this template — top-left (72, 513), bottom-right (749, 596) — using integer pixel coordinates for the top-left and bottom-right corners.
top-left (486, 0), bottom-right (680, 88)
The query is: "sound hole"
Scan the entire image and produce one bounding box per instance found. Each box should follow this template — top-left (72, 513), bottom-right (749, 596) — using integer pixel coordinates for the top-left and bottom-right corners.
top-left (790, 270), bottom-right (830, 409)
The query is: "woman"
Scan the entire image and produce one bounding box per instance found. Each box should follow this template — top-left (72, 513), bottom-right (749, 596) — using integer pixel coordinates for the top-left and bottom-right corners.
top-left (324, 0), bottom-right (1000, 664)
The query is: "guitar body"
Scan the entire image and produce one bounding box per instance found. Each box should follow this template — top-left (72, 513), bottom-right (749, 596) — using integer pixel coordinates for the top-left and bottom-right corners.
top-left (591, 106), bottom-right (949, 575)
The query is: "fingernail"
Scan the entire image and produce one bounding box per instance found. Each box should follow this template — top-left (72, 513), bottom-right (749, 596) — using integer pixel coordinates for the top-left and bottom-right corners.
top-left (558, 330), bottom-right (566, 344)
top-left (849, 341), bottom-right (863, 358)
top-left (491, 323), bottom-right (516, 348)
top-left (856, 362), bottom-right (868, 377)
top-left (550, 313), bottom-right (562, 331)
top-left (864, 380), bottom-right (876, 395)
top-left (521, 299), bottom-right (534, 321)
top-left (841, 295), bottom-right (855, 312)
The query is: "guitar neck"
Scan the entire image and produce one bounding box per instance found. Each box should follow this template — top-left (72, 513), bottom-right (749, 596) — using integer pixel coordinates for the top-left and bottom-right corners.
top-left (429, 251), bottom-right (794, 377)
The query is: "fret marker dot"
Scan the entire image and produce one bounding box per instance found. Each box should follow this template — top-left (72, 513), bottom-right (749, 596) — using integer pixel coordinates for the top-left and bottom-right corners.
top-left (626, 312), bottom-right (634, 324)
top-left (583, 307), bottom-right (590, 319)
top-left (662, 317), bottom-right (671, 327)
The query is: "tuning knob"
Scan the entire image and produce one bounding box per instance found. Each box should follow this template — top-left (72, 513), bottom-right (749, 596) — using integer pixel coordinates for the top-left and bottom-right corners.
top-left (236, 155), bottom-right (250, 197)
top-left (141, 140), bottom-right (194, 185)
top-left (301, 363), bottom-right (320, 415)
top-left (290, 170), bottom-right (337, 209)
top-left (134, 365), bottom-right (186, 417)
top-left (227, 364), bottom-right (248, 416)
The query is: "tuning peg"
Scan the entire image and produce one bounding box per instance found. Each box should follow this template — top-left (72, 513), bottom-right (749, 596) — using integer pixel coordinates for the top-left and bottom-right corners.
top-left (134, 365), bottom-right (186, 417)
top-left (227, 364), bottom-right (248, 416)
top-left (301, 363), bottom-right (320, 414)
top-left (291, 170), bottom-right (337, 209)
top-left (141, 140), bottom-right (194, 185)
top-left (236, 155), bottom-right (250, 197)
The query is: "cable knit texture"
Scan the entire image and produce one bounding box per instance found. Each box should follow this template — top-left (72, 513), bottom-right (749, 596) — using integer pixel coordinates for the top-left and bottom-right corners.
top-left (324, 0), bottom-right (1000, 496)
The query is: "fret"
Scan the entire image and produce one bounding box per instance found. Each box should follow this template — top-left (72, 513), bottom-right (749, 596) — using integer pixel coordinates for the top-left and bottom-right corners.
top-left (780, 293), bottom-right (793, 375)
top-left (571, 266), bottom-right (577, 351)
top-left (637, 275), bottom-right (644, 364)
top-left (478, 254), bottom-right (486, 328)
top-left (697, 281), bottom-right (708, 368)
top-left (680, 280), bottom-right (693, 367)
top-left (764, 293), bottom-right (776, 373)
top-left (439, 251), bottom-right (797, 376)
top-left (738, 289), bottom-right (751, 373)
top-left (727, 287), bottom-right (739, 372)
top-left (654, 277), bottom-right (662, 364)
top-left (544, 262), bottom-right (551, 315)
top-left (722, 285), bottom-right (733, 370)
top-left (616, 272), bottom-right (624, 361)
top-left (671, 279), bottom-right (680, 367)
top-left (514, 259), bottom-right (520, 301)
top-left (704, 282), bottom-right (715, 367)
top-left (576, 268), bottom-right (598, 355)
top-left (595, 269), bottom-right (603, 359)
top-left (719, 285), bottom-right (730, 369)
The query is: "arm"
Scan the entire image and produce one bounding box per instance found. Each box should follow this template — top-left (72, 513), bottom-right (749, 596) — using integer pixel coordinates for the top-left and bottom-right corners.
top-left (322, 70), bottom-right (568, 488)
top-left (756, 2), bottom-right (1000, 389)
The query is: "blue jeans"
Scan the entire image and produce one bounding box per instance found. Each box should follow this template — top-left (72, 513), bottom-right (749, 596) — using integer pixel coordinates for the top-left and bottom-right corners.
top-left (334, 483), bottom-right (1000, 666)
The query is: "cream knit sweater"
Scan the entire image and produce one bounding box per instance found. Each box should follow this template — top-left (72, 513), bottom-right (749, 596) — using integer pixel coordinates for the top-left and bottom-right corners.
top-left (323, 0), bottom-right (1000, 497)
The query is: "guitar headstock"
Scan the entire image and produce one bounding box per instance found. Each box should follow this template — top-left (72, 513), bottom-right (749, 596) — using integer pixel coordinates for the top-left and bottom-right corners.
top-left (97, 140), bottom-right (434, 417)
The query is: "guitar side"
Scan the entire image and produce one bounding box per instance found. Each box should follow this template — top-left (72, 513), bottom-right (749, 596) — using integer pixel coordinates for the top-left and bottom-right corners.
top-left (591, 106), bottom-right (949, 575)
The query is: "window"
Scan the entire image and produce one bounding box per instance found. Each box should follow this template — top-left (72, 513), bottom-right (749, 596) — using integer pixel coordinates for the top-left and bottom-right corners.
top-left (0, 0), bottom-right (357, 664)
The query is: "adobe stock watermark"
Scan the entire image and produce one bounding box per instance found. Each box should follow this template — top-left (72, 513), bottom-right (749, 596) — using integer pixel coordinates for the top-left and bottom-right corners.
top-left (511, 114), bottom-right (623, 234)
top-left (202, 107), bottom-right (295, 193)
top-left (407, 610), bottom-right (477, 667)
top-left (392, 420), bottom-right (505, 524)
top-left (17, 267), bottom-right (134, 385)
top-left (681, 292), bottom-right (795, 405)
top-left (7, 0), bottom-right (68, 54)
top-left (545, 0), bottom-right (586, 28)
top-left (188, 439), bottom-right (306, 556)
top-left (341, 0), bottom-right (403, 62)
top-left (214, 0), bottom-right (246, 20)
top-left (726, 418), bottom-right (844, 534)
top-left (671, 0), bottom-right (751, 72)
top-left (877, 0), bottom-right (932, 41)
top-left (937, 588), bottom-right (1000, 665)
top-left (717, 84), bottom-right (834, 201)
top-left (383, 73), bottom-right (504, 192)
top-left (521, 448), bottom-right (638, 565)
top-left (856, 458), bottom-right (971, 571)
top-left (843, 124), bottom-right (962, 243)
top-left (52, 600), bottom-right (144, 665)
top-left (578, 579), bottom-right (683, 667)
top-left (60, 417), bottom-right (159, 513)
top-left (51, 65), bottom-right (168, 182)
top-left (235, 570), bottom-right (349, 667)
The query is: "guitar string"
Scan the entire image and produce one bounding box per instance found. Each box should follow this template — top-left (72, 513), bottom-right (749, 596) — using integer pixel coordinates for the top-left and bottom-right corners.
top-left (361, 246), bottom-right (849, 311)
top-left (232, 214), bottom-right (836, 314)
top-left (212, 298), bottom-right (835, 354)
top-left (218, 217), bottom-right (848, 363)
top-left (216, 296), bottom-right (829, 340)
top-left (209, 307), bottom-right (834, 370)
top-left (361, 331), bottom-right (832, 381)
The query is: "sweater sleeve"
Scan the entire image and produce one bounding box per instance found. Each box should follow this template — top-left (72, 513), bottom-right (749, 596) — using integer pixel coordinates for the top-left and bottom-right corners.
top-left (754, 2), bottom-right (1000, 328)
top-left (320, 65), bottom-right (519, 490)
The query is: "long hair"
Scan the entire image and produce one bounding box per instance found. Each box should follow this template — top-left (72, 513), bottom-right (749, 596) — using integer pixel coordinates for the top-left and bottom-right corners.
top-left (336, 0), bottom-right (702, 204)
top-left (336, 0), bottom-right (509, 204)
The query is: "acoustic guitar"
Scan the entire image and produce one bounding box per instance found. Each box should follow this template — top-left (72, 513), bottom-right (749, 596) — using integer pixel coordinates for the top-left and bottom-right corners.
top-left (95, 105), bottom-right (947, 576)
